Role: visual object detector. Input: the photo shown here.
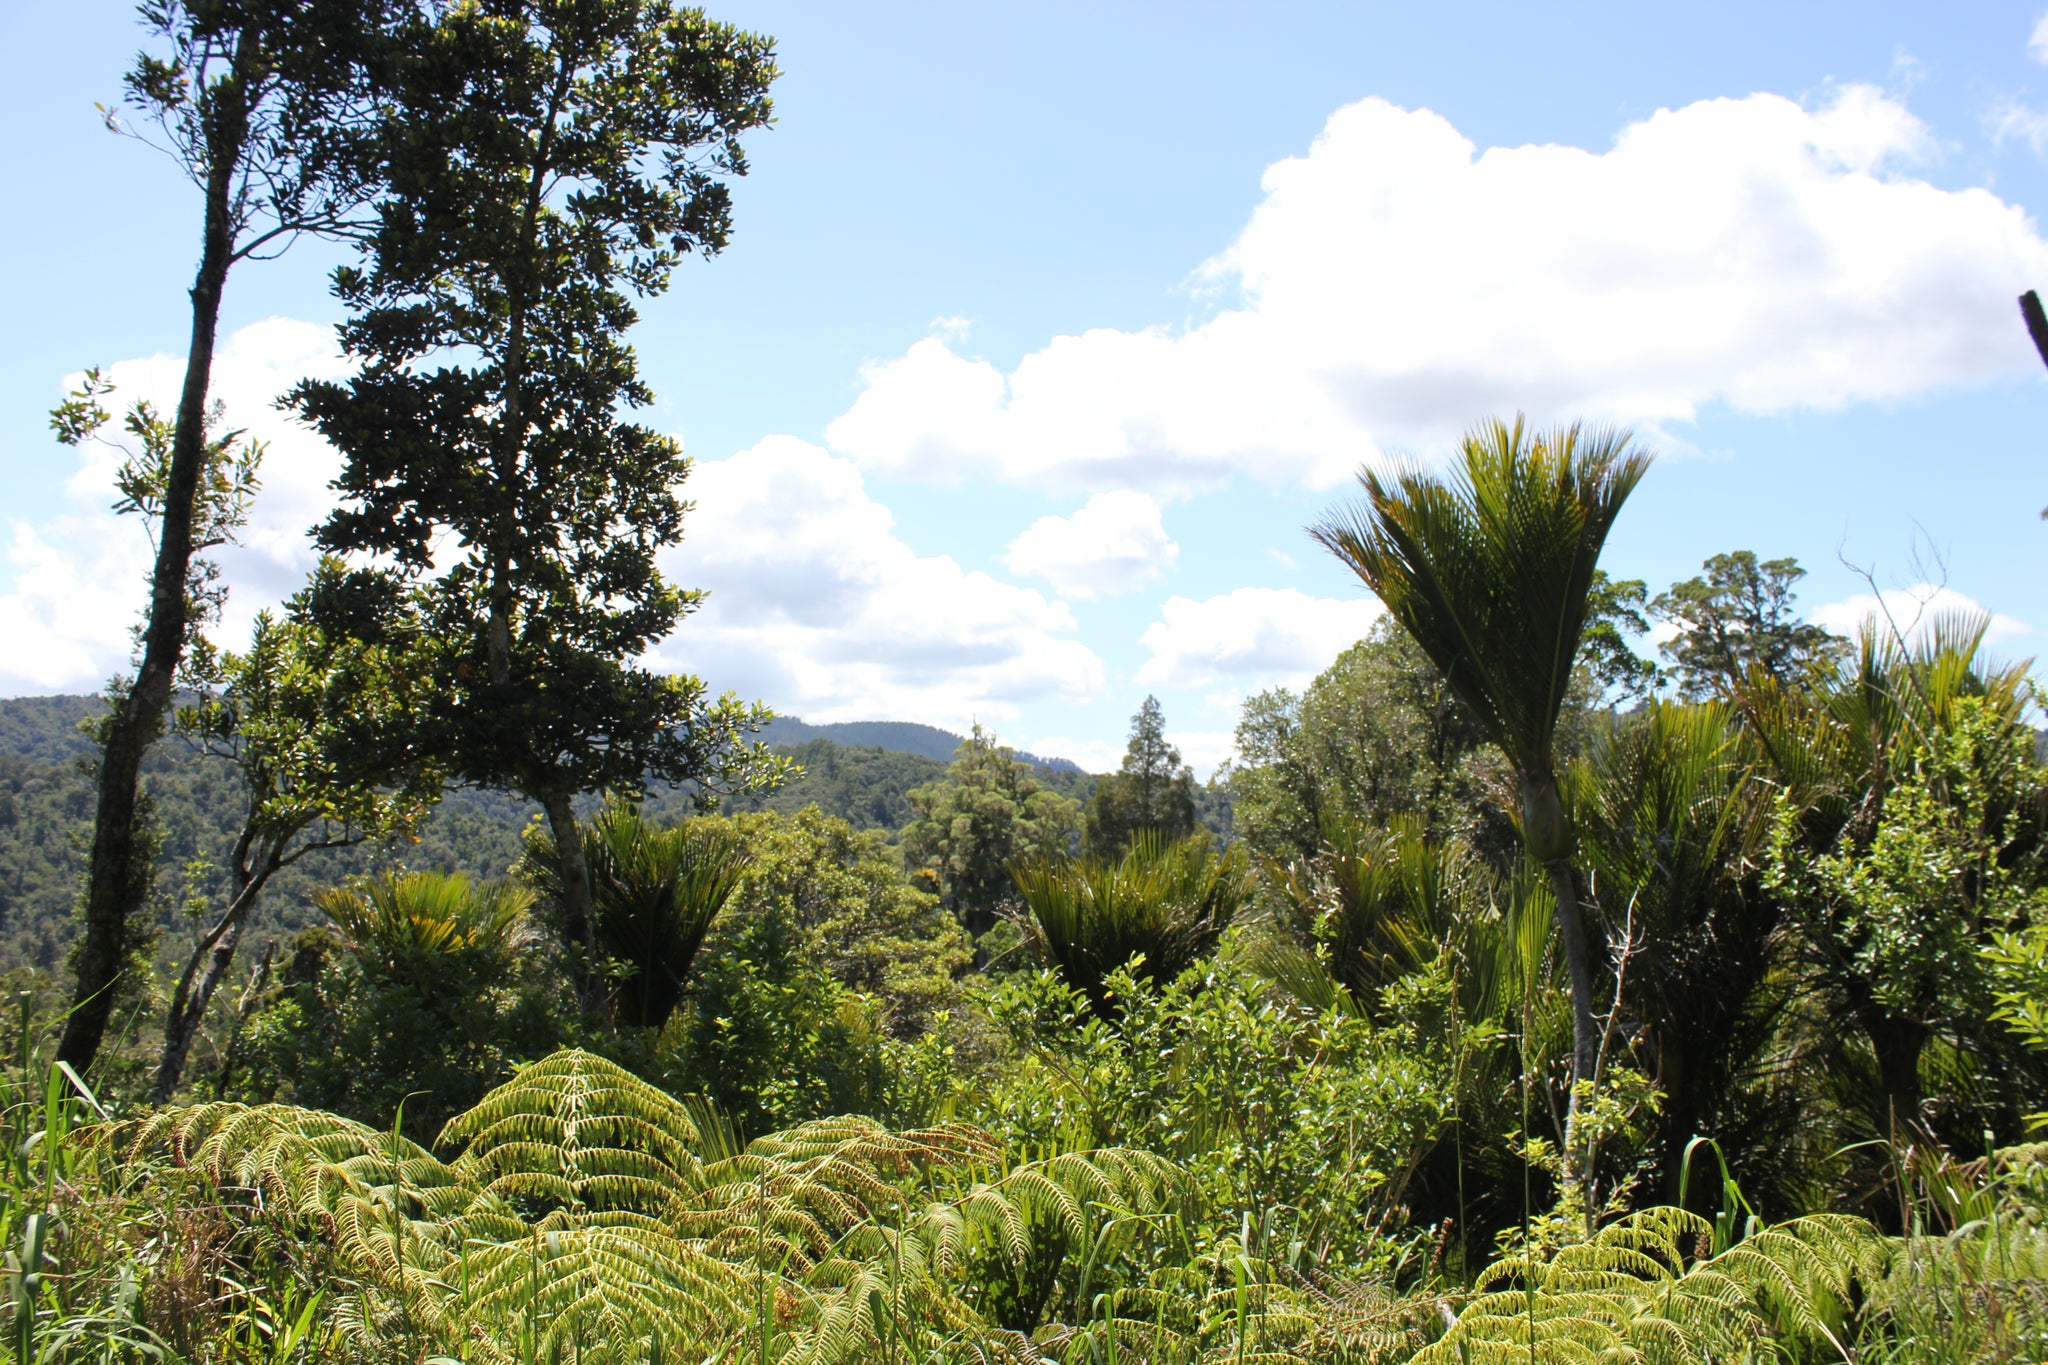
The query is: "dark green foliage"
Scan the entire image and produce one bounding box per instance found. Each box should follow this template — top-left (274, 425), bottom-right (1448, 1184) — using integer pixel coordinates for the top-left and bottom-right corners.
top-left (1082, 695), bottom-right (1199, 855)
top-left (292, 0), bottom-right (785, 981)
top-left (1276, 816), bottom-right (1484, 1012)
top-left (1752, 616), bottom-right (2048, 1170)
top-left (902, 725), bottom-right (1082, 937)
top-left (0, 697), bottom-right (1005, 984)
top-left (1579, 569), bottom-right (1661, 701)
top-left (709, 807), bottom-right (971, 1036)
top-left (234, 874), bottom-right (567, 1140)
top-left (0, 755), bottom-right (93, 974)
top-left (1571, 701), bottom-right (1786, 1206)
top-left (518, 803), bottom-right (747, 1029)
top-left (1651, 550), bottom-right (1847, 697)
top-left (0, 697), bottom-right (102, 769)
top-left (713, 738), bottom-right (945, 833)
top-left (1226, 620), bottom-right (1510, 867)
top-left (1013, 832), bottom-right (1254, 1020)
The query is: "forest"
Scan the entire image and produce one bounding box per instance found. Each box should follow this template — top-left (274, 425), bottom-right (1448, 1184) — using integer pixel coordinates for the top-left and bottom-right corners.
top-left (4, 1), bottom-right (2046, 1362)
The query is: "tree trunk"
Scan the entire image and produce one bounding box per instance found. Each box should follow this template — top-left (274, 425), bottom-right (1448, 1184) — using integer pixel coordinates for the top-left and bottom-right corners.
top-left (541, 787), bottom-right (602, 1006)
top-left (1546, 855), bottom-right (1601, 1222)
top-left (1862, 1007), bottom-right (1929, 1138)
top-left (213, 938), bottom-right (275, 1099)
top-left (1655, 1033), bottom-right (1699, 1207)
top-left (154, 910), bottom-right (247, 1106)
top-left (60, 81), bottom-right (249, 1074)
top-left (152, 832), bottom-right (280, 1104)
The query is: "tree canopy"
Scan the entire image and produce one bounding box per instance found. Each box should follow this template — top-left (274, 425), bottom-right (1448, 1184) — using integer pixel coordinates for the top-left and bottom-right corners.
top-left (1083, 696), bottom-right (1199, 855)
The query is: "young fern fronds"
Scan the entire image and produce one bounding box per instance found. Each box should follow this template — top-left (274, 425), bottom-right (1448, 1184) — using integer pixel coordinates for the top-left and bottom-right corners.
top-left (123, 1047), bottom-right (1399, 1363)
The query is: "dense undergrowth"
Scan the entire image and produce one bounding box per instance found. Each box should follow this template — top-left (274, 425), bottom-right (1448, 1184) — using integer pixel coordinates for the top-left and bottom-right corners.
top-left (7, 1030), bottom-right (2046, 1364)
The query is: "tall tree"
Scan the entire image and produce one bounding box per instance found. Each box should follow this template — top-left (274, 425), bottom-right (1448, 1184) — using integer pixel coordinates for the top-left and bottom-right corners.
top-left (900, 726), bottom-right (1080, 938)
top-left (1225, 620), bottom-right (1506, 867)
top-left (61, 0), bottom-right (397, 1072)
top-left (1311, 415), bottom-right (1651, 1221)
top-left (1083, 696), bottom-right (1198, 855)
top-left (1579, 570), bottom-right (1661, 702)
top-left (1651, 551), bottom-right (1843, 698)
top-left (152, 575), bottom-right (443, 1102)
top-left (291, 0), bottom-right (782, 998)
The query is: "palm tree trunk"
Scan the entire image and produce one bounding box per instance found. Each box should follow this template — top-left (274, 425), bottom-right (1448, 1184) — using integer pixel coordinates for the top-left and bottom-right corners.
top-left (1545, 855), bottom-right (1600, 1222)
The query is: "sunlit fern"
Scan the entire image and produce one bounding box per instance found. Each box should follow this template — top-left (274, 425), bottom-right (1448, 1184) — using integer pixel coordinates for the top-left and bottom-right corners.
top-left (128, 1047), bottom-right (1316, 1363)
top-left (1411, 1205), bottom-right (1885, 1365)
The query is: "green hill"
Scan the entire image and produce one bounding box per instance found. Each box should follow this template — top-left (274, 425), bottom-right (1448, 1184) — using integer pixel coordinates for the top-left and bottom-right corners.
top-left (0, 696), bottom-right (1100, 975)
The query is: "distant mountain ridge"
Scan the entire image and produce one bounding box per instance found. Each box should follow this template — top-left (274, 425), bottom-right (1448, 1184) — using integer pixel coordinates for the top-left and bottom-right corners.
top-left (0, 698), bottom-right (1086, 775)
top-left (759, 716), bottom-right (1083, 773)
top-left (0, 696), bottom-right (1099, 976)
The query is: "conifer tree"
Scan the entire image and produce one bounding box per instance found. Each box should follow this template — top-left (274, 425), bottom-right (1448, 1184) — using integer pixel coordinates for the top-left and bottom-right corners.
top-left (1083, 696), bottom-right (1197, 855)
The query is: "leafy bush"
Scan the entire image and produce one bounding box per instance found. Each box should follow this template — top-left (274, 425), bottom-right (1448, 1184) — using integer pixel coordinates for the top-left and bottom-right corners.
top-left (973, 942), bottom-right (1458, 1276)
top-left (232, 873), bottom-right (567, 1140)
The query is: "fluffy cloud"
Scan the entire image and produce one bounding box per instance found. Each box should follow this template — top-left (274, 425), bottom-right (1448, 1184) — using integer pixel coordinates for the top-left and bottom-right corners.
top-left (0, 319), bottom-right (348, 695)
top-left (827, 88), bottom-right (2048, 493)
top-left (651, 436), bottom-right (1105, 726)
top-left (1810, 583), bottom-right (2032, 648)
top-left (0, 325), bottom-right (1108, 728)
top-left (1136, 587), bottom-right (1383, 690)
top-left (2032, 11), bottom-right (2048, 64)
top-left (1003, 491), bottom-right (1177, 599)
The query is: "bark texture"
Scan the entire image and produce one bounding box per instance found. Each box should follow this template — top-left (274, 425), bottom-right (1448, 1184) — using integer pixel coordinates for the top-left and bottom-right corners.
top-left (60, 74), bottom-right (248, 1072)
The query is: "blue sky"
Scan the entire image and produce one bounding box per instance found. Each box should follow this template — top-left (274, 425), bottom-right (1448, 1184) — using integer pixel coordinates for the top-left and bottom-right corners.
top-left (7, 2), bottom-right (2048, 774)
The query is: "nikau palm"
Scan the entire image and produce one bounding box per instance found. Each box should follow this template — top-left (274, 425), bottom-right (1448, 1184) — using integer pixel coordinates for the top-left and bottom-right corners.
top-left (1311, 416), bottom-right (1650, 1216)
top-left (1012, 832), bottom-right (1254, 1021)
top-left (521, 806), bottom-right (749, 1029)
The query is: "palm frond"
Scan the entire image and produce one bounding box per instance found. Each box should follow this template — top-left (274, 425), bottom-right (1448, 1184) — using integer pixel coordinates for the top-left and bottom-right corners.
top-left (1013, 831), bottom-right (1254, 1019)
top-left (1310, 416), bottom-right (1651, 786)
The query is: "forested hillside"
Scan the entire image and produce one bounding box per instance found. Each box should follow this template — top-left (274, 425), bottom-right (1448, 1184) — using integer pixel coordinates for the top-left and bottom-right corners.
top-left (0, 698), bottom-right (1097, 975)
top-left (6, 1), bottom-right (2045, 1361)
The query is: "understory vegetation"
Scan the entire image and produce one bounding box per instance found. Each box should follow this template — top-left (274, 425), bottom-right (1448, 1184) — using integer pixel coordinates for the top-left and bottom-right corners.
top-left (7, 0), bottom-right (2046, 1359)
top-left (12, 502), bottom-right (2048, 1362)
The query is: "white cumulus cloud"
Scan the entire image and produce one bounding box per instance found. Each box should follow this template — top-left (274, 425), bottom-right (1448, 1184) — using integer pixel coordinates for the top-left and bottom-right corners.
top-left (2031, 11), bottom-right (2048, 64)
top-left (826, 87), bottom-right (2048, 494)
top-left (1810, 583), bottom-right (2032, 648)
top-left (1136, 587), bottom-right (1382, 690)
top-left (1003, 490), bottom-right (1177, 599)
top-left (652, 436), bottom-right (1106, 727)
top-left (1, 326), bottom-right (1109, 728)
top-left (0, 318), bottom-right (350, 696)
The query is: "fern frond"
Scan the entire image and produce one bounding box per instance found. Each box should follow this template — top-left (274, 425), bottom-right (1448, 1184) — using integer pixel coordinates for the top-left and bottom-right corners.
top-left (442, 1049), bottom-right (707, 1215)
top-left (1416, 1207), bottom-right (1885, 1365)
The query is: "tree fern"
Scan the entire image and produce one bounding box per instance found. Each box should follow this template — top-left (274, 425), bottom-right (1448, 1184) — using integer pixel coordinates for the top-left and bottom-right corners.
top-left (1413, 1207), bottom-right (1884, 1365)
top-left (128, 1047), bottom-right (1245, 1363)
top-left (442, 1048), bottom-right (709, 1216)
